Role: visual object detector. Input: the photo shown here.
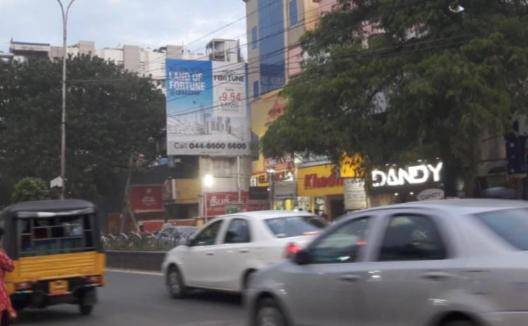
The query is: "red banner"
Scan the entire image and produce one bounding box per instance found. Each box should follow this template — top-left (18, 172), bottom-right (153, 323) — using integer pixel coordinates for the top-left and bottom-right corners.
top-left (205, 191), bottom-right (271, 217)
top-left (130, 185), bottom-right (165, 214)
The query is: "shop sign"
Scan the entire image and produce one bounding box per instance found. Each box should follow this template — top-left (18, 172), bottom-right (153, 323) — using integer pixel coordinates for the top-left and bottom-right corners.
top-left (344, 179), bottom-right (367, 210)
top-left (417, 188), bottom-right (445, 201)
top-left (305, 173), bottom-right (343, 189)
top-left (371, 162), bottom-right (443, 188)
top-left (130, 185), bottom-right (164, 214)
top-left (298, 164), bottom-right (344, 197)
top-left (205, 192), bottom-right (271, 217)
top-left (340, 154), bottom-right (365, 179)
top-left (207, 192), bottom-right (247, 217)
top-left (265, 155), bottom-right (295, 171)
top-left (274, 181), bottom-right (297, 199)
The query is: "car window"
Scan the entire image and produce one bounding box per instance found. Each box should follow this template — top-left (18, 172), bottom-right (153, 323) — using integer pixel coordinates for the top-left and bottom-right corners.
top-left (224, 219), bottom-right (251, 244)
top-left (476, 208), bottom-right (528, 250)
top-left (191, 220), bottom-right (223, 246)
top-left (308, 217), bottom-right (370, 264)
top-left (378, 214), bottom-right (447, 261)
top-left (264, 215), bottom-right (325, 238)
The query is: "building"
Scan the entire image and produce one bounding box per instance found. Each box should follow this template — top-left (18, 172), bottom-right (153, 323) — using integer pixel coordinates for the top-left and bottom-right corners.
top-left (7, 39), bottom-right (208, 89)
top-left (206, 39), bottom-right (241, 63)
top-left (7, 37), bottom-right (255, 227)
top-left (0, 52), bottom-right (13, 64)
top-left (243, 0), bottom-right (348, 219)
top-left (9, 41), bottom-right (51, 62)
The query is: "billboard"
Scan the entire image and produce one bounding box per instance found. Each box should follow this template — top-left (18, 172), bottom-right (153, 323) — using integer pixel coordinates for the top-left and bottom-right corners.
top-left (129, 185), bottom-right (164, 214)
top-left (166, 59), bottom-right (250, 156)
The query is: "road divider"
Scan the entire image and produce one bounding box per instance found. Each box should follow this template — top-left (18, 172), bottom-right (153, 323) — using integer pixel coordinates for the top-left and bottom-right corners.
top-left (105, 250), bottom-right (166, 272)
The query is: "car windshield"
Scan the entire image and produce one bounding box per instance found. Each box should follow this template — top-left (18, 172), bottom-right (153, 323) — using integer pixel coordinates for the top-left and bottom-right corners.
top-left (476, 208), bottom-right (528, 250)
top-left (264, 216), bottom-right (325, 238)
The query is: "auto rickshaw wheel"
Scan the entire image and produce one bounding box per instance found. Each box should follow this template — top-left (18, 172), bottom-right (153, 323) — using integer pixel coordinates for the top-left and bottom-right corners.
top-left (79, 304), bottom-right (94, 315)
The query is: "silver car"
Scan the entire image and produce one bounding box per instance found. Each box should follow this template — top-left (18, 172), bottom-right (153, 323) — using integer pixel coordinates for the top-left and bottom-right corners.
top-left (247, 199), bottom-right (528, 326)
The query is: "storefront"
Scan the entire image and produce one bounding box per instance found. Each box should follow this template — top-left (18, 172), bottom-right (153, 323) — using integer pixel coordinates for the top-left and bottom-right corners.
top-left (297, 163), bottom-right (346, 220)
top-left (368, 161), bottom-right (445, 206)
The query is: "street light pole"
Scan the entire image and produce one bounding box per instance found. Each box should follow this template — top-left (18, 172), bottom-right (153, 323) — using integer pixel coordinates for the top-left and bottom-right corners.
top-left (56, 0), bottom-right (77, 199)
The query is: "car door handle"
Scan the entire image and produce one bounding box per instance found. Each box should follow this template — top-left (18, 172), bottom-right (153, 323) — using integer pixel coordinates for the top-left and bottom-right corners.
top-left (339, 274), bottom-right (361, 283)
top-left (421, 271), bottom-right (452, 280)
top-left (239, 249), bottom-right (249, 253)
top-left (206, 252), bottom-right (215, 256)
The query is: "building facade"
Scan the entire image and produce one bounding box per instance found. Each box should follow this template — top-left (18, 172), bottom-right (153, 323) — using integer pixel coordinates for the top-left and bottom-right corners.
top-left (8, 39), bottom-right (206, 89)
top-left (243, 0), bottom-right (348, 219)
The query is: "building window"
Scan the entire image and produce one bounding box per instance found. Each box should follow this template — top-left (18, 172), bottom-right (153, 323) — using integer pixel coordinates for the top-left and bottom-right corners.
top-left (251, 26), bottom-right (258, 49)
top-left (253, 81), bottom-right (260, 99)
top-left (289, 0), bottom-right (298, 27)
top-left (258, 0), bottom-right (286, 94)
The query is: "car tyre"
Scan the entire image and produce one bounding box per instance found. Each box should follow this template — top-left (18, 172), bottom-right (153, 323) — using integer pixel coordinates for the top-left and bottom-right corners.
top-left (442, 319), bottom-right (476, 326)
top-left (167, 265), bottom-right (187, 299)
top-left (255, 298), bottom-right (287, 326)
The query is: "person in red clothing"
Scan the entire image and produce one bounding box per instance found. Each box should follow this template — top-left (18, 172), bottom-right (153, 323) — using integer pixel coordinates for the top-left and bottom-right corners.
top-left (0, 228), bottom-right (15, 326)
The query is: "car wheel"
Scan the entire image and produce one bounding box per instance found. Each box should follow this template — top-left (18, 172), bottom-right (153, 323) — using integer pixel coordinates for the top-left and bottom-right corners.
top-left (255, 299), bottom-right (287, 326)
top-left (167, 265), bottom-right (187, 299)
top-left (442, 319), bottom-right (476, 326)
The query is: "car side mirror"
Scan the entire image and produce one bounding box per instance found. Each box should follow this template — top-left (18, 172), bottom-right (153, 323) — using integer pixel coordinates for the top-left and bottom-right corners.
top-left (293, 249), bottom-right (312, 265)
top-left (185, 238), bottom-right (193, 247)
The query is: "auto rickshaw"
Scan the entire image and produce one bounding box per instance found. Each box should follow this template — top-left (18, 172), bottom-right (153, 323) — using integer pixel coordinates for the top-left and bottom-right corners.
top-left (1, 199), bottom-right (105, 315)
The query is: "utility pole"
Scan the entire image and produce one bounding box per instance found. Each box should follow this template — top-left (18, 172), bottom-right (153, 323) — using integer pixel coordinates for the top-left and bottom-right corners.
top-left (56, 0), bottom-right (77, 199)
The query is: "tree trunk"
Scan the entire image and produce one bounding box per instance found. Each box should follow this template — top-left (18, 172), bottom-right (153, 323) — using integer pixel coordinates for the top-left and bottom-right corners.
top-left (442, 160), bottom-right (460, 198)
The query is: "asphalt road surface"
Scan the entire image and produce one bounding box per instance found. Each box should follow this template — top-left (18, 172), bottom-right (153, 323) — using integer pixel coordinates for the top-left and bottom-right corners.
top-left (16, 271), bottom-right (246, 326)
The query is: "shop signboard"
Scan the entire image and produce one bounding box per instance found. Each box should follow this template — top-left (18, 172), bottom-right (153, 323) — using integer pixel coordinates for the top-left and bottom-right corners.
top-left (340, 154), bottom-right (364, 179)
top-left (129, 185), bottom-right (165, 214)
top-left (206, 192), bottom-right (248, 217)
top-left (344, 179), bottom-right (367, 210)
top-left (205, 192), bottom-right (272, 217)
top-left (298, 164), bottom-right (344, 197)
top-left (371, 162), bottom-right (443, 188)
top-left (273, 181), bottom-right (297, 199)
top-left (166, 60), bottom-right (250, 156)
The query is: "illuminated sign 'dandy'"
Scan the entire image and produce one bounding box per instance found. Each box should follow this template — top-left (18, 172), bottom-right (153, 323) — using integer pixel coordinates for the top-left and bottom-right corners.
top-left (372, 162), bottom-right (443, 188)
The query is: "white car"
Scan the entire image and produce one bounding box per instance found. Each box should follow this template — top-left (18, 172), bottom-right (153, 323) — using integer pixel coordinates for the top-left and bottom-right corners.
top-left (161, 211), bottom-right (326, 298)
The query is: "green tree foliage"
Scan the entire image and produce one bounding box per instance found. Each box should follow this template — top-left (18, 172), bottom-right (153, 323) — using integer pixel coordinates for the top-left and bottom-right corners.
top-left (11, 177), bottom-right (49, 203)
top-left (262, 0), bottom-right (528, 195)
top-left (0, 55), bottom-right (165, 203)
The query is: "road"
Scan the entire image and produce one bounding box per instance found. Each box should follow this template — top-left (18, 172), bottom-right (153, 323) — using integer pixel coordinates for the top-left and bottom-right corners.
top-left (16, 271), bottom-right (246, 326)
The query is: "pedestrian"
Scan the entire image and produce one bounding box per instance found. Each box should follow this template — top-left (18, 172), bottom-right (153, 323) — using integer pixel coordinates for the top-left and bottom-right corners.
top-left (0, 228), bottom-right (15, 325)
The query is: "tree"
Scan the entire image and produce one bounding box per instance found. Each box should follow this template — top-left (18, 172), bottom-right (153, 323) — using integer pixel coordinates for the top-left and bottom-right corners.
top-left (262, 0), bottom-right (528, 196)
top-left (0, 55), bottom-right (165, 205)
top-left (11, 177), bottom-right (49, 203)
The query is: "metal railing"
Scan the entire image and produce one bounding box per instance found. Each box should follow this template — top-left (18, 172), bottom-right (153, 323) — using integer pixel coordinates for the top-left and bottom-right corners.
top-left (101, 232), bottom-right (191, 251)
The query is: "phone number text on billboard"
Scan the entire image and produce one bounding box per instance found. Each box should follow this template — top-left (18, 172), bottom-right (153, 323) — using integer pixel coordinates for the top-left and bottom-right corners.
top-left (172, 142), bottom-right (249, 154)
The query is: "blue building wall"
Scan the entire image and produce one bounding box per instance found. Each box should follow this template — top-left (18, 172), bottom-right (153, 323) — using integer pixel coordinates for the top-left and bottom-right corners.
top-left (258, 0), bottom-right (286, 94)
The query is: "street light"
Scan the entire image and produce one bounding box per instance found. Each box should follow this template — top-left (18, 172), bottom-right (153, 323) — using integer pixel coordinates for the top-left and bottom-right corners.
top-left (202, 174), bottom-right (214, 223)
top-left (448, 1), bottom-right (465, 14)
top-left (56, 0), bottom-right (77, 199)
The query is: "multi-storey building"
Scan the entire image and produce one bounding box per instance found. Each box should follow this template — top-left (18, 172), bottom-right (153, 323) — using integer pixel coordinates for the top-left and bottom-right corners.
top-left (243, 0), bottom-right (353, 219)
top-left (8, 39), bottom-right (206, 89)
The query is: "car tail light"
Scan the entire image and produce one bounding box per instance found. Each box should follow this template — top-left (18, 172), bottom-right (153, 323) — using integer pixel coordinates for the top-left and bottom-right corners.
top-left (285, 242), bottom-right (302, 259)
top-left (15, 282), bottom-right (32, 291)
top-left (86, 275), bottom-right (104, 286)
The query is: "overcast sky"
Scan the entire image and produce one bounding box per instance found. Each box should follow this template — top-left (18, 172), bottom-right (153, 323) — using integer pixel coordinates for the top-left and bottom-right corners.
top-left (0, 0), bottom-right (247, 54)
